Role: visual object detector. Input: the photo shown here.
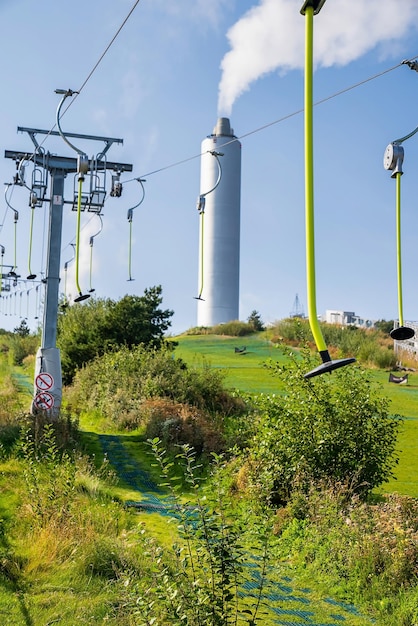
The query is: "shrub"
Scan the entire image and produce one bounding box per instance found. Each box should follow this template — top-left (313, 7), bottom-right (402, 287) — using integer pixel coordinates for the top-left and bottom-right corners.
top-left (184, 321), bottom-right (256, 337)
top-left (58, 287), bottom-right (174, 383)
top-left (68, 345), bottom-right (245, 432)
top-left (268, 318), bottom-right (398, 369)
top-left (242, 347), bottom-right (400, 505)
top-left (138, 439), bottom-right (274, 625)
top-left (7, 334), bottom-right (39, 366)
top-left (142, 399), bottom-right (224, 454)
top-left (212, 320), bottom-right (255, 336)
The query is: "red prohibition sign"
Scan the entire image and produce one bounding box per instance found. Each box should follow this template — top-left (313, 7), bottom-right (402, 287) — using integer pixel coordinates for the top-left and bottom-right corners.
top-left (35, 372), bottom-right (54, 391)
top-left (34, 392), bottom-right (54, 410)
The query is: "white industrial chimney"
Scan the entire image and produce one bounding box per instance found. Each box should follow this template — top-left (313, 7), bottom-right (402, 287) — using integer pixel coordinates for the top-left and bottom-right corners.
top-left (196, 118), bottom-right (241, 327)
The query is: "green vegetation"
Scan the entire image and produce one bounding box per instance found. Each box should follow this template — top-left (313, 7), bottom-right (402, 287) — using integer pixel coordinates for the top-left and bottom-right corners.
top-left (0, 321), bottom-right (39, 368)
top-left (0, 310), bottom-right (417, 624)
top-left (242, 348), bottom-right (400, 505)
top-left (58, 285), bottom-right (173, 383)
top-left (66, 343), bottom-right (246, 454)
top-left (247, 310), bottom-right (265, 332)
top-left (173, 333), bottom-right (289, 393)
top-left (268, 317), bottom-right (398, 369)
top-left (185, 319), bottom-right (257, 337)
top-left (275, 485), bottom-right (418, 625)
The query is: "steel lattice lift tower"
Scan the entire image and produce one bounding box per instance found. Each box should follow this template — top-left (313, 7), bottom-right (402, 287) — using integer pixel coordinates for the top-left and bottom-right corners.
top-left (5, 126), bottom-right (133, 416)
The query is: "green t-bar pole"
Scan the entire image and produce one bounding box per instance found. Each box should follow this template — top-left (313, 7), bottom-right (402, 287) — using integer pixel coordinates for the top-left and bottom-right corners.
top-left (395, 172), bottom-right (404, 327)
top-left (75, 176), bottom-right (84, 298)
top-left (301, 0), bottom-right (356, 377)
top-left (302, 2), bottom-right (328, 358)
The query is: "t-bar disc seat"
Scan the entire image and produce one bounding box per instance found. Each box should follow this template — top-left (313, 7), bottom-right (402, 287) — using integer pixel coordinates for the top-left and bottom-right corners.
top-left (304, 349), bottom-right (356, 379)
top-left (390, 326), bottom-right (415, 341)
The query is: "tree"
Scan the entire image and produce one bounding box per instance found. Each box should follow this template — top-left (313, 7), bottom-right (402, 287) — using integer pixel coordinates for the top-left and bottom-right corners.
top-left (57, 286), bottom-right (173, 383)
top-left (14, 319), bottom-right (31, 337)
top-left (374, 319), bottom-right (395, 335)
top-left (245, 347), bottom-right (400, 505)
top-left (247, 310), bottom-right (265, 332)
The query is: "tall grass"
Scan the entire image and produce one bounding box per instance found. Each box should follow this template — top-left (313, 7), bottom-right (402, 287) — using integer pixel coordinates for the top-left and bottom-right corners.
top-left (276, 484), bottom-right (418, 625)
top-left (268, 317), bottom-right (398, 369)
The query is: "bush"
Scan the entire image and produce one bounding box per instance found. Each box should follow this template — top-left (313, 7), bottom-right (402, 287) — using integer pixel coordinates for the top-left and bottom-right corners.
top-left (138, 439), bottom-right (273, 625)
top-left (184, 321), bottom-right (256, 337)
top-left (68, 345), bottom-right (246, 441)
top-left (212, 320), bottom-right (255, 336)
top-left (241, 347), bottom-right (400, 505)
top-left (7, 334), bottom-right (39, 366)
top-left (142, 399), bottom-right (224, 454)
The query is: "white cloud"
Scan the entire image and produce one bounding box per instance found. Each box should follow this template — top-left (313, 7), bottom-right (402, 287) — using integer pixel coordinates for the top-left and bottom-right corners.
top-left (218, 0), bottom-right (418, 115)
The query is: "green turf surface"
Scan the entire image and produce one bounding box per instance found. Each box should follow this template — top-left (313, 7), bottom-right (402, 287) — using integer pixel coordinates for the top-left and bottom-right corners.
top-left (173, 333), bottom-right (290, 393)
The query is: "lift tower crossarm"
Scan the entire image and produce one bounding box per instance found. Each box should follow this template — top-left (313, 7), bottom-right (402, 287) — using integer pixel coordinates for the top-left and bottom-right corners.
top-left (5, 150), bottom-right (133, 174)
top-left (17, 126), bottom-right (124, 160)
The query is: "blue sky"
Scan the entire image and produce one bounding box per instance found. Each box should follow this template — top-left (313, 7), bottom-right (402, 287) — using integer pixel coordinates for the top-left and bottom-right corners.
top-left (1, 0), bottom-right (418, 335)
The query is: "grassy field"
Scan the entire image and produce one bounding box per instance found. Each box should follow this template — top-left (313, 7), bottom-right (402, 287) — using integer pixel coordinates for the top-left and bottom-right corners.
top-left (173, 333), bottom-right (290, 393)
top-left (173, 332), bottom-right (418, 497)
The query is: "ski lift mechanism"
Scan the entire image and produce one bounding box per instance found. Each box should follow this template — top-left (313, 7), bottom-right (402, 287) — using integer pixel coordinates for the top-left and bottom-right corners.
top-left (55, 88), bottom-right (90, 302)
top-left (126, 178), bottom-right (146, 281)
top-left (194, 150), bottom-right (224, 301)
top-left (110, 172), bottom-right (123, 197)
top-left (383, 127), bottom-right (417, 341)
top-left (30, 164), bottom-right (48, 208)
top-left (71, 155), bottom-right (107, 213)
top-left (88, 214), bottom-right (104, 292)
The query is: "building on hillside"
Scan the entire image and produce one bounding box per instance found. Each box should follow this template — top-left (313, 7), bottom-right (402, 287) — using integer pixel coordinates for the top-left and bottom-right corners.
top-left (323, 310), bottom-right (374, 329)
top-left (323, 312), bottom-right (418, 360)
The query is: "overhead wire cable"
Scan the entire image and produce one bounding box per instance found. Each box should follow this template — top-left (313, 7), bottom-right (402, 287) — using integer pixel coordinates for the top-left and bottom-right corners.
top-left (123, 55), bottom-right (418, 183)
top-left (60, 53), bottom-right (418, 254)
top-left (73, 0), bottom-right (142, 99)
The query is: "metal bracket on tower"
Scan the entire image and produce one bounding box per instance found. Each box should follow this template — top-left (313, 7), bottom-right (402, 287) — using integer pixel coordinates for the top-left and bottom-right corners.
top-left (402, 59), bottom-right (418, 72)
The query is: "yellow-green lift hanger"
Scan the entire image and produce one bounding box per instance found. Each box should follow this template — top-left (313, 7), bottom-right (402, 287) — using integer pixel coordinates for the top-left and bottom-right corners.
top-left (300, 0), bottom-right (355, 378)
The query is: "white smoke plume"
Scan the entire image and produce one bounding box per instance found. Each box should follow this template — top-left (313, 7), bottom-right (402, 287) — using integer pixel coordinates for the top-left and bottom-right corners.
top-left (218, 0), bottom-right (418, 116)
